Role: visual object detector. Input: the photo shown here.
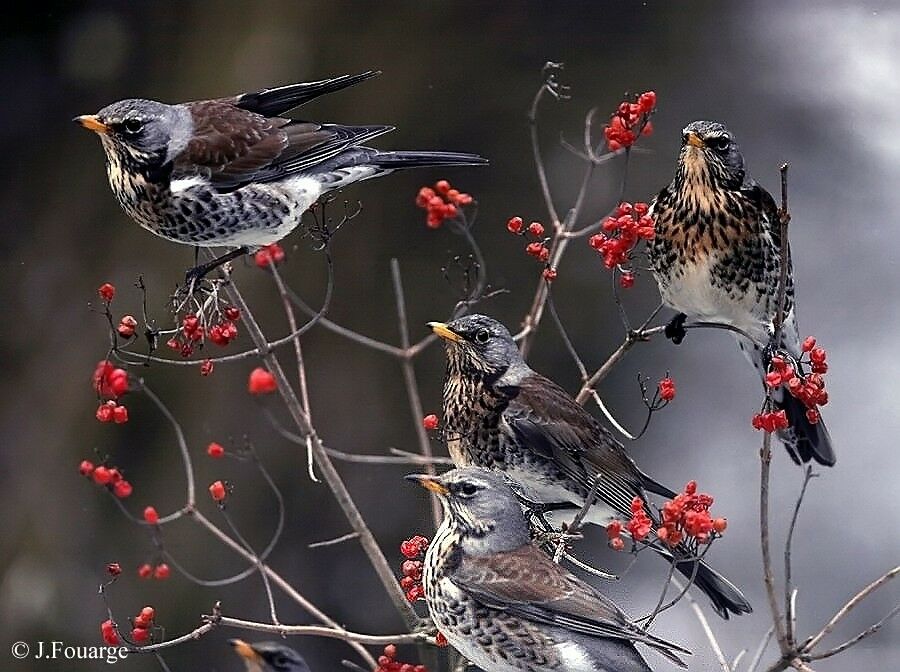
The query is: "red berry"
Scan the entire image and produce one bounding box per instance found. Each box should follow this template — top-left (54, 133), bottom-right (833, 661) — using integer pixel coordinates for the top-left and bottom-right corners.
top-left (435, 631), bottom-right (449, 647)
top-left (422, 414), bottom-right (439, 430)
top-left (224, 306), bottom-right (241, 321)
top-left (93, 466), bottom-right (112, 485)
top-left (209, 480), bottom-right (227, 502)
top-left (810, 347), bottom-right (827, 364)
top-left (137, 563), bottom-right (153, 579)
top-left (765, 371), bottom-right (782, 388)
top-left (400, 576), bottom-right (415, 590)
top-left (117, 315), bottom-right (138, 338)
top-left (610, 537), bottom-right (625, 551)
top-left (384, 644), bottom-right (398, 659)
top-left (658, 377), bottom-right (676, 401)
top-left (254, 243), bottom-right (285, 268)
top-left (606, 521), bottom-right (622, 539)
top-left (79, 460), bottom-right (95, 476)
top-left (96, 402), bottom-right (115, 423)
top-left (248, 367), bottom-right (277, 394)
top-left (542, 267), bottom-right (558, 282)
top-left (526, 241), bottom-right (545, 257)
top-left (200, 359), bottom-right (214, 376)
top-left (806, 408), bottom-right (820, 424)
top-left (435, 180), bottom-right (451, 195)
top-left (801, 336), bottom-right (816, 352)
top-left (638, 91), bottom-right (657, 113)
top-left (528, 222), bottom-right (545, 237)
top-left (207, 442), bottom-right (225, 458)
top-left (106, 562), bottom-right (121, 577)
top-left (143, 506), bottom-right (159, 525)
top-left (153, 563), bottom-right (170, 580)
top-left (98, 283), bottom-right (116, 302)
top-left (100, 621), bottom-right (119, 646)
top-left (113, 480), bottom-right (133, 498)
top-left (506, 216), bottom-right (524, 234)
top-left (112, 404), bottom-right (129, 424)
top-left (713, 517), bottom-right (728, 533)
top-left (619, 272), bottom-right (635, 288)
top-left (131, 627), bottom-right (150, 644)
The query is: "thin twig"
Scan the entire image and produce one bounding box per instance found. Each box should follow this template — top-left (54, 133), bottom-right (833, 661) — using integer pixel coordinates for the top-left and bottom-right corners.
top-left (748, 627), bottom-right (775, 672)
top-left (803, 565), bottom-right (899, 653)
top-left (211, 616), bottom-right (430, 645)
top-left (785, 467), bottom-right (816, 644)
top-left (392, 259), bottom-right (441, 530)
top-left (807, 603), bottom-right (900, 661)
top-left (671, 575), bottom-right (731, 672)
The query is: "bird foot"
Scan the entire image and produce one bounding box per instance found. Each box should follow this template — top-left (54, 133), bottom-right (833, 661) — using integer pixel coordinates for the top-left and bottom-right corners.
top-left (664, 313), bottom-right (688, 345)
top-left (182, 247), bottom-right (249, 292)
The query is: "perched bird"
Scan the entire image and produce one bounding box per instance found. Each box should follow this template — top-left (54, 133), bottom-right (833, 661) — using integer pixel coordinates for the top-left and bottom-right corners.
top-left (429, 314), bottom-right (751, 619)
top-left (229, 639), bottom-right (310, 672)
top-left (75, 71), bottom-right (487, 277)
top-left (407, 467), bottom-right (691, 672)
top-left (648, 120), bottom-right (834, 466)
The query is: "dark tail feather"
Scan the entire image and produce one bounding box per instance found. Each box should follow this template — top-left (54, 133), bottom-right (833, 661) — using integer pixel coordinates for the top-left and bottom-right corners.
top-left (236, 71), bottom-right (381, 115)
top-left (368, 150), bottom-right (489, 169)
top-left (777, 393), bottom-right (836, 467)
top-left (652, 546), bottom-right (752, 619)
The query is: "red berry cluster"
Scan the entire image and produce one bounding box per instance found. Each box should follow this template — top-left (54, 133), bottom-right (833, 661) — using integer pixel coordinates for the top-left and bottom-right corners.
top-left (129, 605), bottom-right (156, 645)
top-left (137, 562), bottom-right (170, 580)
top-left (248, 367), bottom-right (277, 394)
top-left (399, 535), bottom-right (429, 602)
top-left (604, 91), bottom-right (656, 151)
top-left (656, 480), bottom-right (726, 548)
top-left (165, 307), bottom-right (241, 358)
top-left (422, 414), bottom-right (439, 431)
top-left (754, 338), bottom-right (829, 431)
top-left (254, 243), bottom-right (286, 268)
top-left (95, 400), bottom-right (129, 424)
top-left (658, 377), bottom-right (676, 402)
top-left (589, 202), bottom-right (655, 285)
top-left (79, 460), bottom-right (133, 498)
top-left (416, 180), bottom-right (473, 229)
top-left (607, 482), bottom-right (726, 552)
top-left (375, 644), bottom-right (427, 672)
top-left (506, 217), bottom-right (558, 282)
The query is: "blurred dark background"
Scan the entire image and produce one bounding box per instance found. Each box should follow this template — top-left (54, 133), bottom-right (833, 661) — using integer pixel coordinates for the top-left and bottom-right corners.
top-left (2, 1), bottom-right (898, 670)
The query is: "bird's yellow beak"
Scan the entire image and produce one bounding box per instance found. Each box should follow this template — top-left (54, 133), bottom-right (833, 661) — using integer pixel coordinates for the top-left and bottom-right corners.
top-left (686, 132), bottom-right (705, 148)
top-left (228, 639), bottom-right (263, 663)
top-left (74, 115), bottom-right (109, 135)
top-left (428, 321), bottom-right (461, 343)
top-left (405, 473), bottom-right (449, 495)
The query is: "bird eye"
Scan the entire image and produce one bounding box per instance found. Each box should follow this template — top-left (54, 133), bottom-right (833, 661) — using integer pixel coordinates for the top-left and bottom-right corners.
top-left (459, 482), bottom-right (478, 497)
top-left (711, 136), bottom-right (730, 151)
top-left (474, 329), bottom-right (490, 344)
top-left (122, 118), bottom-right (143, 135)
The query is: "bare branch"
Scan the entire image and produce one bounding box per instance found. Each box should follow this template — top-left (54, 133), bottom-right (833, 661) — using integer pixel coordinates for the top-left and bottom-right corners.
top-left (671, 575), bottom-right (732, 672)
top-left (807, 603), bottom-right (899, 661)
top-left (785, 467), bottom-right (816, 644)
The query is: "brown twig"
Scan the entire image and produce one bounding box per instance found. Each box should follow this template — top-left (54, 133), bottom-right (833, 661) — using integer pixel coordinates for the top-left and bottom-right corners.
top-left (391, 259), bottom-right (442, 530)
top-left (784, 466), bottom-right (816, 644)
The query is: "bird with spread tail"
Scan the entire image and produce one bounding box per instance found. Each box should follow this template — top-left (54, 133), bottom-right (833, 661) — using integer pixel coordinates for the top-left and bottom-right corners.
top-left (75, 70), bottom-right (487, 278)
top-left (428, 314), bottom-right (751, 619)
top-left (408, 467), bottom-right (691, 672)
top-left (648, 120), bottom-right (834, 467)
top-left (229, 639), bottom-right (310, 672)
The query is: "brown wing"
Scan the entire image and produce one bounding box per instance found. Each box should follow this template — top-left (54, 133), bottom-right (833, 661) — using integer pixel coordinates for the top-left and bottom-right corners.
top-left (175, 100), bottom-right (390, 191)
top-left (504, 374), bottom-right (655, 518)
top-left (450, 544), bottom-right (690, 659)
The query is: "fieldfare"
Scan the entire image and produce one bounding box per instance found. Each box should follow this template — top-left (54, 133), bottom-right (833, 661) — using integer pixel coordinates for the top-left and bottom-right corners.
top-left (75, 71), bottom-right (486, 277)
top-left (229, 639), bottom-right (310, 672)
top-left (648, 120), bottom-right (835, 466)
top-left (407, 467), bottom-right (691, 671)
top-left (428, 314), bottom-right (751, 619)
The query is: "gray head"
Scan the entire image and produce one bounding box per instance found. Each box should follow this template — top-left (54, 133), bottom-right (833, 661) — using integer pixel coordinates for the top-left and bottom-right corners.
top-left (229, 639), bottom-right (310, 672)
top-left (428, 314), bottom-right (525, 385)
top-left (75, 98), bottom-right (191, 178)
top-left (678, 120), bottom-right (746, 188)
top-left (406, 467), bottom-right (530, 553)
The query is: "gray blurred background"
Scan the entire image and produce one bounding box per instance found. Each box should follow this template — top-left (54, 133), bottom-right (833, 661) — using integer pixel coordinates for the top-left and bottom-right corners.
top-left (2, 1), bottom-right (898, 670)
